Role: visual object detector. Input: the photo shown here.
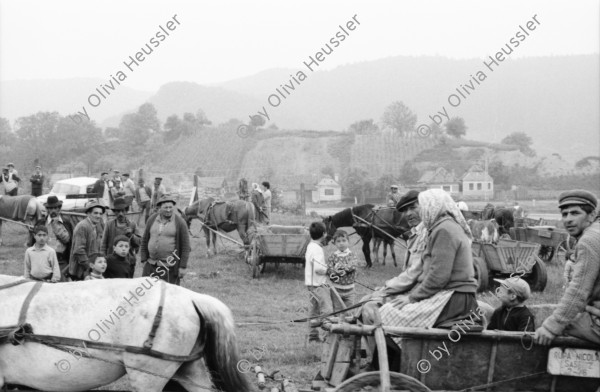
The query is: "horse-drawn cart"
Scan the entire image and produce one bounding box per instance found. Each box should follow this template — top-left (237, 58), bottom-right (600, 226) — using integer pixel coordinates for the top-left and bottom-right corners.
top-left (246, 225), bottom-right (310, 278)
top-left (312, 320), bottom-right (600, 392)
top-left (511, 226), bottom-right (573, 263)
top-left (471, 239), bottom-right (548, 292)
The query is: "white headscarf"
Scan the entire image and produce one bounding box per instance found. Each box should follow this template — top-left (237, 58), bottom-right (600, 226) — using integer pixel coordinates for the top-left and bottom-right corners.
top-left (418, 189), bottom-right (473, 241)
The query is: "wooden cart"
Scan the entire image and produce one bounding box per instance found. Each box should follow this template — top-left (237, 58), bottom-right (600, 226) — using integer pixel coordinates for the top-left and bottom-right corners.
top-left (471, 239), bottom-right (548, 292)
top-left (511, 226), bottom-right (573, 263)
top-left (313, 321), bottom-right (600, 392)
top-left (246, 225), bottom-right (310, 278)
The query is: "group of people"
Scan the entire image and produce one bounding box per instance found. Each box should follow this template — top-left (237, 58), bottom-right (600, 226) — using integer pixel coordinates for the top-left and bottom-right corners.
top-left (0, 163), bottom-right (45, 196)
top-left (305, 188), bottom-right (600, 353)
top-left (23, 184), bottom-right (191, 286)
top-left (250, 181), bottom-right (272, 223)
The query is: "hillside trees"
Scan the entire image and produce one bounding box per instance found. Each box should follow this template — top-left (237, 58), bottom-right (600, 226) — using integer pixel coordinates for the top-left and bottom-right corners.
top-left (342, 167), bottom-right (373, 203)
top-left (501, 132), bottom-right (536, 156)
top-left (349, 119), bottom-right (379, 134)
top-left (249, 114), bottom-right (266, 128)
top-left (445, 117), bottom-right (467, 138)
top-left (381, 101), bottom-right (417, 136)
top-left (398, 160), bottom-right (420, 184)
top-left (163, 110), bottom-right (211, 142)
top-left (119, 103), bottom-right (161, 146)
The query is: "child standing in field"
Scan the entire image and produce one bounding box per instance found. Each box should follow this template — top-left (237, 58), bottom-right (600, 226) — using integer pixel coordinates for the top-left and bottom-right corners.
top-left (85, 253), bottom-right (107, 280)
top-left (104, 235), bottom-right (135, 279)
top-left (327, 230), bottom-right (358, 312)
top-left (305, 222), bottom-right (333, 343)
top-left (24, 225), bottom-right (60, 282)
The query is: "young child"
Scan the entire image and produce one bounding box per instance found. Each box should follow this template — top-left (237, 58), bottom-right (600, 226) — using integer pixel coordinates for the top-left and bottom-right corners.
top-left (104, 235), bottom-right (135, 279)
top-left (85, 253), bottom-right (107, 280)
top-left (488, 277), bottom-right (535, 332)
top-left (327, 230), bottom-right (358, 312)
top-left (305, 221), bottom-right (333, 343)
top-left (24, 225), bottom-right (60, 282)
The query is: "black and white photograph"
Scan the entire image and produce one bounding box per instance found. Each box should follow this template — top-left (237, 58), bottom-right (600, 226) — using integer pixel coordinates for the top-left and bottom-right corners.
top-left (0, 0), bottom-right (599, 391)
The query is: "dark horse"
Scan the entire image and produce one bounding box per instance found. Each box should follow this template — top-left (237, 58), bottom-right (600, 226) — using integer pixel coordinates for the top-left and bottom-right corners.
top-left (481, 203), bottom-right (515, 238)
top-left (322, 205), bottom-right (410, 268)
top-left (182, 197), bottom-right (257, 255)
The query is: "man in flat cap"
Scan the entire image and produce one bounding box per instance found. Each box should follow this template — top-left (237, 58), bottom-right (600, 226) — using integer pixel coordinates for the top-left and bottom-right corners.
top-left (68, 200), bottom-right (106, 280)
top-left (386, 185), bottom-right (402, 207)
top-left (121, 173), bottom-right (136, 211)
top-left (535, 189), bottom-right (599, 345)
top-left (140, 194), bottom-right (190, 285)
top-left (30, 165), bottom-right (44, 197)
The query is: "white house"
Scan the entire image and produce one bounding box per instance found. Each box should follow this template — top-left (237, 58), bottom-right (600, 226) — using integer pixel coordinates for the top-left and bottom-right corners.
top-left (461, 169), bottom-right (494, 197)
top-left (417, 167), bottom-right (460, 194)
top-left (312, 176), bottom-right (342, 203)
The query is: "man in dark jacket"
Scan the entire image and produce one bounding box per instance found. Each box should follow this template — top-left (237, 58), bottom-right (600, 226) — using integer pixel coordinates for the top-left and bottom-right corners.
top-left (100, 198), bottom-right (140, 275)
top-left (141, 194), bottom-right (190, 285)
top-left (91, 172), bottom-right (111, 207)
top-left (42, 195), bottom-right (73, 281)
top-left (30, 165), bottom-right (44, 196)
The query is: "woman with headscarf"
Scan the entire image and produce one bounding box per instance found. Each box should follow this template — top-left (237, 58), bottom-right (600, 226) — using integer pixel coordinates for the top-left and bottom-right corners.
top-left (378, 189), bottom-right (480, 332)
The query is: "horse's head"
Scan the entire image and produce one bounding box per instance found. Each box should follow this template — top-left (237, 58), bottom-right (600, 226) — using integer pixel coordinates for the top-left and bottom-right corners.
top-left (322, 216), bottom-right (336, 245)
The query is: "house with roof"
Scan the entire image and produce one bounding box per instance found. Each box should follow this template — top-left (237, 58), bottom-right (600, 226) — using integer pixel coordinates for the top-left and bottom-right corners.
top-left (461, 165), bottom-right (493, 197)
top-left (312, 175), bottom-right (342, 203)
top-left (417, 167), bottom-right (460, 194)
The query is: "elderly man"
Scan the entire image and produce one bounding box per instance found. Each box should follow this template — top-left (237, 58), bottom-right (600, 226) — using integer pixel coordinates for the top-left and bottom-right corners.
top-left (29, 165), bottom-right (44, 197)
top-left (386, 185), bottom-right (401, 207)
top-left (100, 198), bottom-right (140, 274)
top-left (535, 190), bottom-right (600, 345)
top-left (141, 194), bottom-right (190, 285)
top-left (68, 200), bottom-right (106, 280)
top-left (43, 195), bottom-right (73, 281)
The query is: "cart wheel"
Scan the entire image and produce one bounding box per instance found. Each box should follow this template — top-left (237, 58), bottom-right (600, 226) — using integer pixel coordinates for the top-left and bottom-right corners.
top-left (473, 256), bottom-right (489, 292)
top-left (538, 245), bottom-right (554, 263)
top-left (554, 238), bottom-right (573, 264)
top-left (250, 242), bottom-right (261, 279)
top-left (335, 371), bottom-right (431, 392)
top-left (524, 256), bottom-right (548, 292)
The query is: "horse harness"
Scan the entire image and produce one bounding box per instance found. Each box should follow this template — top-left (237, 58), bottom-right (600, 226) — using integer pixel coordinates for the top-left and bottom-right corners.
top-left (0, 279), bottom-right (203, 363)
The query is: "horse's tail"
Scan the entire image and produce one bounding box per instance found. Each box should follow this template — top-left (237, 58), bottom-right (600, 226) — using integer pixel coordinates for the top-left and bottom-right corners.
top-left (192, 297), bottom-right (251, 392)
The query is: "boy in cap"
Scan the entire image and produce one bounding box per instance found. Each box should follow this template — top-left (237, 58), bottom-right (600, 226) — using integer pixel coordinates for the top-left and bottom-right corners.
top-left (535, 189), bottom-right (600, 345)
top-left (24, 225), bottom-right (60, 282)
top-left (488, 277), bottom-right (535, 332)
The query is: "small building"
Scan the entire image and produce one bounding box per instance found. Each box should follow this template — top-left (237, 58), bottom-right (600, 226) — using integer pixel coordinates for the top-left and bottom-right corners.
top-left (461, 167), bottom-right (494, 198)
top-left (194, 176), bottom-right (228, 200)
top-left (313, 175), bottom-right (342, 203)
top-left (417, 167), bottom-right (460, 194)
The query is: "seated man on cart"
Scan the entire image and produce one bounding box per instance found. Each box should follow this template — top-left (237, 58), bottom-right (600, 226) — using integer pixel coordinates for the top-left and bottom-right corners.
top-left (359, 189), bottom-right (483, 367)
top-left (535, 189), bottom-right (600, 346)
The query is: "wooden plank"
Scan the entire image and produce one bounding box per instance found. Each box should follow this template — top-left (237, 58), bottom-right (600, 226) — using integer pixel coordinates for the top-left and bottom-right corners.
top-left (321, 334), bottom-right (340, 379)
top-left (329, 338), bottom-right (354, 386)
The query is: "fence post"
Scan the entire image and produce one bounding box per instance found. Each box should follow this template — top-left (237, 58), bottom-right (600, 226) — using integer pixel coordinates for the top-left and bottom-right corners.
top-left (300, 183), bottom-right (306, 215)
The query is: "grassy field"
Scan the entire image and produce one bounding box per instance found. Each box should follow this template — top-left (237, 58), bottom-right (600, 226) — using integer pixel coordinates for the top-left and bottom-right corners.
top-left (0, 212), bottom-right (566, 391)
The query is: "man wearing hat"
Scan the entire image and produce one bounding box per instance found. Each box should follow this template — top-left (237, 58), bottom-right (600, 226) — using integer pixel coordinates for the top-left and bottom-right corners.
top-left (535, 189), bottom-right (600, 345)
top-left (30, 165), bottom-right (45, 197)
top-left (386, 185), bottom-right (402, 207)
top-left (92, 172), bottom-right (111, 208)
top-left (136, 178), bottom-right (153, 225)
top-left (100, 198), bottom-right (140, 276)
top-left (68, 200), bottom-right (106, 281)
top-left (140, 194), bottom-right (190, 285)
top-left (42, 195), bottom-right (73, 281)
top-left (1, 163), bottom-right (21, 196)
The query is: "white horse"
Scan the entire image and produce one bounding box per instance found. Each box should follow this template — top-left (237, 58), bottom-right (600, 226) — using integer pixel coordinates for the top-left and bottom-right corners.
top-left (0, 275), bottom-right (250, 392)
top-left (0, 195), bottom-right (46, 246)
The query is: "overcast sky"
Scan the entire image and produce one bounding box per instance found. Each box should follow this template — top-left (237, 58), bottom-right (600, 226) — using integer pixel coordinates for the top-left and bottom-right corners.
top-left (0, 0), bottom-right (598, 91)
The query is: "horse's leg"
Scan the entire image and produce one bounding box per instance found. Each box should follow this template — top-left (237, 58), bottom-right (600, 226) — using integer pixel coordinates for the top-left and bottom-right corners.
top-left (173, 359), bottom-right (213, 392)
top-left (389, 239), bottom-right (397, 267)
top-left (203, 226), bottom-right (211, 257)
top-left (382, 238), bottom-right (387, 266)
top-left (124, 356), bottom-right (179, 392)
top-left (372, 236), bottom-right (380, 265)
top-left (361, 231), bottom-right (372, 268)
top-left (212, 230), bottom-right (217, 255)
top-left (0, 220), bottom-right (2, 247)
